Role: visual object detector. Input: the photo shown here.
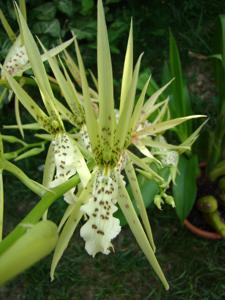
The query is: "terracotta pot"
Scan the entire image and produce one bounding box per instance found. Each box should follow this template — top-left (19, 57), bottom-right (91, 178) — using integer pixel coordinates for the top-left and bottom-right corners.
top-left (184, 219), bottom-right (222, 240)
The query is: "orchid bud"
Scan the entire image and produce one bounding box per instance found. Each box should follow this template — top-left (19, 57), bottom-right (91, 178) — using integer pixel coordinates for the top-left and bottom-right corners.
top-left (154, 195), bottom-right (164, 210)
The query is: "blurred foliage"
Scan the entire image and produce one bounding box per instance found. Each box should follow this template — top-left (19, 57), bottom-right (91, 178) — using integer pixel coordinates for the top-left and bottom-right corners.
top-left (0, 0), bottom-right (225, 76)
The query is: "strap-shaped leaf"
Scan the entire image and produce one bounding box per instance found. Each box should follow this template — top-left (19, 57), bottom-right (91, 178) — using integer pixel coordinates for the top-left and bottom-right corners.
top-left (117, 174), bottom-right (169, 290)
top-left (125, 161), bottom-right (156, 252)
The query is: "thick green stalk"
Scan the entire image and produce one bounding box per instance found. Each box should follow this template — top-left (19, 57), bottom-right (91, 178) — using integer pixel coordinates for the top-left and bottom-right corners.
top-left (0, 170), bottom-right (3, 241)
top-left (0, 173), bottom-right (80, 255)
top-left (0, 78), bottom-right (60, 93)
top-left (2, 160), bottom-right (45, 197)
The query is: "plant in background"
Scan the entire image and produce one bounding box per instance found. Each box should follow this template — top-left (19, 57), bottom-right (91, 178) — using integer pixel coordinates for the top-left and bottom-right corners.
top-left (0, 0), bottom-right (204, 291)
top-left (137, 15), bottom-right (225, 238)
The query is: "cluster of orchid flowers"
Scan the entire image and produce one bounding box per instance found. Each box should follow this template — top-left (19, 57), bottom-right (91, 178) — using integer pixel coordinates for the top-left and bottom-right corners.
top-left (0, 0), bottom-right (204, 290)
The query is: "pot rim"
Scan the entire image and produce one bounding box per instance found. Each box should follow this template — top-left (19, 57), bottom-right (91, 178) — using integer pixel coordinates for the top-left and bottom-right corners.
top-left (184, 219), bottom-right (222, 240)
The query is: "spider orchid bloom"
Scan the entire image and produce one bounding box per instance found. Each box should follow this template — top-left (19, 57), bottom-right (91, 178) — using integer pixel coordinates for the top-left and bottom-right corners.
top-left (49, 0), bottom-right (202, 289)
top-left (0, 3), bottom-right (75, 79)
top-left (3, 7), bottom-right (90, 203)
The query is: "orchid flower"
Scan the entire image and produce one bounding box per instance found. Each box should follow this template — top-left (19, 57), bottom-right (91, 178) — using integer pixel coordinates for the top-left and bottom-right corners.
top-left (3, 6), bottom-right (90, 204)
top-left (49, 0), bottom-right (204, 290)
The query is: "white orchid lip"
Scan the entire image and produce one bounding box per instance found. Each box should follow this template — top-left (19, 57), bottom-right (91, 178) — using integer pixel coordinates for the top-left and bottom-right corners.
top-left (80, 170), bottom-right (121, 257)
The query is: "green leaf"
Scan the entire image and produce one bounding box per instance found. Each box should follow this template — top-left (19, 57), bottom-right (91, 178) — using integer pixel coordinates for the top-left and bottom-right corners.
top-left (82, 0), bottom-right (94, 14)
top-left (32, 3), bottom-right (57, 21)
top-left (169, 31), bottom-right (192, 141)
top-left (0, 169), bottom-right (3, 241)
top-left (57, 0), bottom-right (74, 17)
top-left (173, 155), bottom-right (198, 222)
top-left (32, 19), bottom-right (61, 37)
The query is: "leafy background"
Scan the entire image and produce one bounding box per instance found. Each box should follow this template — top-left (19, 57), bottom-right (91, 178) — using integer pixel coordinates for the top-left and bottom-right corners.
top-left (1, 0), bottom-right (225, 299)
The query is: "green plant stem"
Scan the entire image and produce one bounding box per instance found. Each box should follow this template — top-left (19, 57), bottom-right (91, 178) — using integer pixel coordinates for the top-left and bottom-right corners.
top-left (0, 77), bottom-right (60, 93)
top-left (0, 174), bottom-right (80, 256)
top-left (0, 170), bottom-right (3, 241)
top-left (2, 160), bottom-right (45, 196)
top-left (0, 159), bottom-right (95, 255)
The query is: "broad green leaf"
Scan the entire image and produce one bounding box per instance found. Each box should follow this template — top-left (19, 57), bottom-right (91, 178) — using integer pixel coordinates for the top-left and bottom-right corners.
top-left (117, 174), bottom-right (169, 290)
top-left (173, 155), bottom-right (198, 222)
top-left (169, 31), bottom-right (192, 140)
top-left (0, 221), bottom-right (58, 285)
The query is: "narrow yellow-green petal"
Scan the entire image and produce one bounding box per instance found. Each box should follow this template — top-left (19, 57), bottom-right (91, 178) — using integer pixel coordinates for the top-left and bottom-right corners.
top-left (117, 174), bottom-right (169, 290)
top-left (15, 5), bottom-right (62, 127)
top-left (19, 0), bottom-right (27, 21)
top-left (120, 20), bottom-right (133, 113)
top-left (15, 96), bottom-right (24, 138)
top-left (130, 76), bottom-right (151, 132)
top-left (137, 115), bottom-right (206, 137)
top-left (50, 173), bottom-right (96, 280)
top-left (0, 9), bottom-right (16, 41)
top-left (140, 79), bottom-right (174, 122)
top-left (4, 70), bottom-right (51, 132)
top-left (116, 54), bottom-right (143, 149)
top-left (74, 39), bottom-right (100, 155)
top-left (125, 161), bottom-right (156, 251)
top-left (97, 0), bottom-right (115, 160)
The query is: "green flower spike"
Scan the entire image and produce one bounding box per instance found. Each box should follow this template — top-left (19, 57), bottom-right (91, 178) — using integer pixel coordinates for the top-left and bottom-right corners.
top-left (3, 6), bottom-right (91, 203)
